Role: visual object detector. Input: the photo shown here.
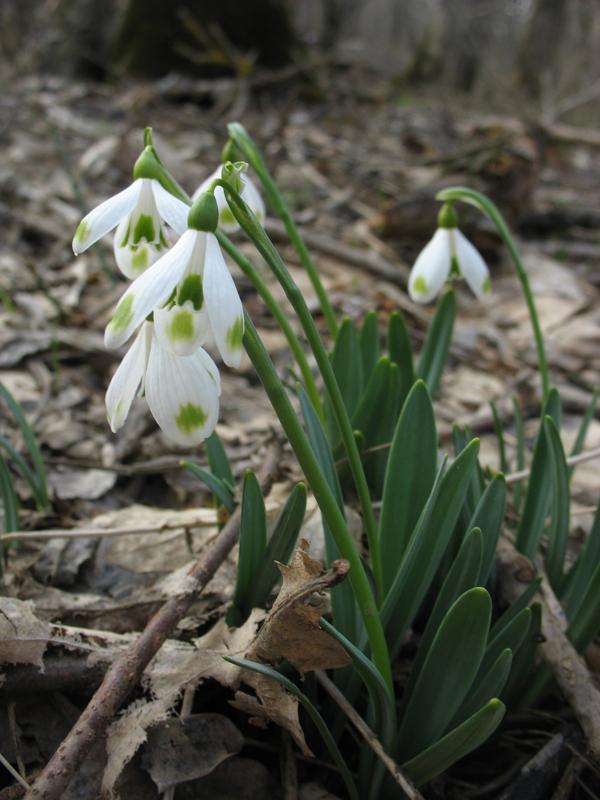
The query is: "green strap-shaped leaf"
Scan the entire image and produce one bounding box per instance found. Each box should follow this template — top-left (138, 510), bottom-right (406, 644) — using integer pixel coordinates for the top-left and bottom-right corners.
top-left (488, 577), bottom-right (541, 643)
top-left (503, 603), bottom-right (543, 705)
top-left (563, 501), bottom-right (600, 618)
top-left (249, 483), bottom-right (307, 610)
top-left (380, 440), bottom-right (480, 658)
top-left (490, 401), bottom-right (508, 475)
top-left (569, 388), bottom-right (598, 480)
top-left (543, 416), bottom-right (570, 590)
top-left (568, 557), bottom-right (600, 653)
top-left (451, 649), bottom-right (512, 729)
top-left (511, 396), bottom-right (526, 513)
top-left (0, 434), bottom-right (46, 512)
top-left (229, 470), bottom-right (267, 624)
top-left (467, 474), bottom-right (506, 585)
top-left (401, 699), bottom-right (505, 787)
top-left (388, 310), bottom-right (414, 407)
top-left (379, 380), bottom-right (437, 591)
top-left (401, 528), bottom-right (483, 716)
top-left (515, 387), bottom-right (561, 557)
top-left (224, 657), bottom-right (359, 800)
top-left (478, 607), bottom-right (531, 680)
top-left (330, 317), bottom-right (363, 420)
top-left (0, 453), bottom-right (19, 535)
top-left (396, 587), bottom-right (492, 762)
top-left (205, 432), bottom-right (234, 490)
top-left (182, 462), bottom-right (235, 513)
top-left (416, 288), bottom-right (456, 396)
top-left (359, 310), bottom-right (381, 383)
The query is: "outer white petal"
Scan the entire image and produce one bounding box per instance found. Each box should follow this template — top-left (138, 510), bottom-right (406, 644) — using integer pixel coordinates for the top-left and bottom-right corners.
top-left (408, 228), bottom-right (452, 304)
top-left (105, 230), bottom-right (198, 350)
top-left (152, 180), bottom-right (190, 235)
top-left (72, 181), bottom-right (141, 254)
top-left (453, 229), bottom-right (491, 300)
top-left (192, 167), bottom-right (219, 202)
top-left (113, 217), bottom-right (168, 279)
top-left (154, 301), bottom-right (210, 356)
top-left (145, 333), bottom-right (220, 446)
top-left (202, 233), bottom-right (244, 368)
top-left (105, 322), bottom-right (151, 432)
top-left (242, 176), bottom-right (266, 224)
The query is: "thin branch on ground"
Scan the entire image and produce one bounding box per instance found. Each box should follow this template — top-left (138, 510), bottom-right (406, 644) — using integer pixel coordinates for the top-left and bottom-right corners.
top-left (505, 446), bottom-right (600, 484)
top-left (24, 445), bottom-right (280, 800)
top-left (0, 750), bottom-right (30, 791)
top-left (315, 670), bottom-right (424, 800)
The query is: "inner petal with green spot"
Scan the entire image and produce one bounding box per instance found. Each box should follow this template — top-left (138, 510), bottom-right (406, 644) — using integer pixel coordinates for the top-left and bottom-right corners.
top-left (177, 274), bottom-right (204, 310)
top-left (225, 317), bottom-right (244, 351)
top-left (176, 403), bottom-right (207, 434)
top-left (219, 207), bottom-right (237, 227)
top-left (110, 294), bottom-right (135, 334)
top-left (413, 276), bottom-right (428, 295)
top-left (130, 247), bottom-right (149, 271)
top-left (168, 310), bottom-right (195, 342)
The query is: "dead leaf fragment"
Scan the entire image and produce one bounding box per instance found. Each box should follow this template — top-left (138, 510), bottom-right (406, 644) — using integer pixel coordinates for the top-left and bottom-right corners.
top-left (0, 597), bottom-right (50, 669)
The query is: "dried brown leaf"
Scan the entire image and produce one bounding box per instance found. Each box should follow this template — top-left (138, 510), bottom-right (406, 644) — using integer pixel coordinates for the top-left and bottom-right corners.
top-left (0, 597), bottom-right (50, 669)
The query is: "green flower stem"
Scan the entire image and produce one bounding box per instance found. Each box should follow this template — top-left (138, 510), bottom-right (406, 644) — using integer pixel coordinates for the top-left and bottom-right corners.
top-left (243, 315), bottom-right (392, 691)
top-left (217, 231), bottom-right (324, 420)
top-left (436, 187), bottom-right (550, 402)
top-left (227, 122), bottom-right (339, 338)
top-left (216, 179), bottom-right (384, 604)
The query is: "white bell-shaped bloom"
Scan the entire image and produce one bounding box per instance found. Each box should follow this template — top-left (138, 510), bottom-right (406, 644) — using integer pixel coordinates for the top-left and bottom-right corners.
top-left (409, 225), bottom-right (491, 304)
top-left (105, 320), bottom-right (220, 445)
top-left (193, 167), bottom-right (265, 233)
top-left (104, 228), bottom-right (244, 368)
top-left (72, 178), bottom-right (190, 278)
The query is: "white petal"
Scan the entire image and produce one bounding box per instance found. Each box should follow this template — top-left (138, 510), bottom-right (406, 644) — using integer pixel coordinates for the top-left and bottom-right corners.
top-left (192, 167), bottom-right (220, 202)
top-left (105, 322), bottom-right (151, 432)
top-left (145, 333), bottom-right (220, 446)
top-left (104, 230), bottom-right (198, 350)
top-left (113, 217), bottom-right (169, 279)
top-left (152, 180), bottom-right (191, 235)
top-left (452, 229), bottom-right (491, 300)
top-left (154, 301), bottom-right (210, 356)
top-left (242, 176), bottom-right (266, 224)
top-left (72, 181), bottom-right (141, 254)
top-left (408, 228), bottom-right (452, 304)
top-left (202, 233), bottom-right (244, 367)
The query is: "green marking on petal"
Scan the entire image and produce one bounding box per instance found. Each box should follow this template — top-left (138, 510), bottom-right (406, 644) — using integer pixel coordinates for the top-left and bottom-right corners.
top-left (114, 399), bottom-right (124, 425)
top-left (75, 219), bottom-right (91, 245)
top-left (176, 403), bottom-right (207, 434)
top-left (110, 294), bottom-right (135, 334)
top-left (450, 255), bottom-right (461, 278)
top-left (131, 247), bottom-right (149, 271)
top-left (119, 220), bottom-right (131, 248)
top-left (177, 274), bottom-right (204, 309)
top-left (219, 207), bottom-right (237, 227)
top-left (225, 317), bottom-right (244, 352)
top-left (169, 310), bottom-right (194, 342)
top-left (413, 276), bottom-right (428, 295)
top-left (133, 213), bottom-right (155, 244)
top-left (482, 275), bottom-right (491, 294)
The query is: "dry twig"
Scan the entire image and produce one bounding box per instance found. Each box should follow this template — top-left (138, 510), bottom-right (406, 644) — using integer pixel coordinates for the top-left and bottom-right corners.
top-left (25, 446), bottom-right (280, 800)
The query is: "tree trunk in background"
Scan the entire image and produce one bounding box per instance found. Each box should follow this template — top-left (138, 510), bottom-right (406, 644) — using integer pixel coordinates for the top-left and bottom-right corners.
top-left (517, 0), bottom-right (568, 99)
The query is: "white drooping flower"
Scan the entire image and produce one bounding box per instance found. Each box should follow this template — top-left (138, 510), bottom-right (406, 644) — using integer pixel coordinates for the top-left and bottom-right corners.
top-left (105, 320), bottom-right (221, 445)
top-left (72, 177), bottom-right (190, 279)
top-left (104, 193), bottom-right (244, 369)
top-left (408, 204), bottom-right (491, 304)
top-left (193, 165), bottom-right (265, 233)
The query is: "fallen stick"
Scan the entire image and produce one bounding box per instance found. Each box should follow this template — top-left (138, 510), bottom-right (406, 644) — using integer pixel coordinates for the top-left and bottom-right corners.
top-left (496, 539), bottom-right (600, 761)
top-left (25, 446), bottom-right (280, 800)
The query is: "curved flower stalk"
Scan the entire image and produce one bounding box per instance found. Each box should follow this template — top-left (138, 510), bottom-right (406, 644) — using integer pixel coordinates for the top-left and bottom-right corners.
top-left (193, 165), bottom-right (265, 233)
top-left (408, 204), bottom-right (491, 304)
top-left (72, 177), bottom-right (190, 279)
top-left (105, 320), bottom-right (221, 445)
top-left (104, 193), bottom-right (244, 369)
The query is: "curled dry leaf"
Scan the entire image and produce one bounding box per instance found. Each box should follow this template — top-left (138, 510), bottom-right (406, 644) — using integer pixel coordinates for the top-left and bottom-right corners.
top-left (0, 597), bottom-right (50, 669)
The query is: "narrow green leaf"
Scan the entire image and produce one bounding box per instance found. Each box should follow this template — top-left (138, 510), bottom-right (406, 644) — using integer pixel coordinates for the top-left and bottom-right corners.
top-left (502, 602), bottom-right (542, 705)
top-left (229, 470), bottom-right (267, 624)
top-left (568, 557), bottom-right (600, 653)
top-left (563, 502), bottom-right (600, 618)
top-left (396, 587), bottom-right (492, 761)
top-left (0, 383), bottom-right (50, 511)
top-left (388, 310), bottom-right (414, 406)
top-left (489, 577), bottom-right (541, 644)
top-left (490, 401), bottom-right (508, 475)
top-left (249, 483), bottom-right (307, 609)
top-left (359, 310), bottom-right (381, 384)
top-left (467, 475), bottom-right (506, 585)
top-left (0, 454), bottom-right (19, 534)
top-left (400, 529), bottom-right (483, 715)
top-left (452, 649), bottom-right (512, 728)
top-left (543, 416), bottom-right (570, 590)
top-left (0, 434), bottom-right (46, 511)
top-left (205, 432), bottom-right (234, 490)
top-left (515, 387), bottom-right (561, 558)
top-left (478, 607), bottom-right (531, 680)
top-left (379, 380), bottom-right (437, 591)
top-left (224, 657), bottom-right (359, 800)
top-left (331, 317), bottom-right (363, 419)
top-left (380, 440), bottom-right (480, 658)
top-left (511, 396), bottom-right (525, 512)
top-left (416, 288), bottom-right (456, 396)
top-left (402, 699), bottom-right (505, 787)
top-left (182, 461), bottom-right (235, 513)
top-left (569, 388), bottom-right (598, 479)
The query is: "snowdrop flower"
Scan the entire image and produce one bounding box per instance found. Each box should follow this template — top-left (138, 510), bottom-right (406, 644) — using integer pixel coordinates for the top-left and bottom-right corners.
top-left (408, 204), bottom-right (491, 303)
top-left (105, 321), bottom-right (221, 445)
top-left (72, 176), bottom-right (189, 279)
top-left (192, 163), bottom-right (265, 233)
top-left (104, 191), bottom-right (245, 368)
